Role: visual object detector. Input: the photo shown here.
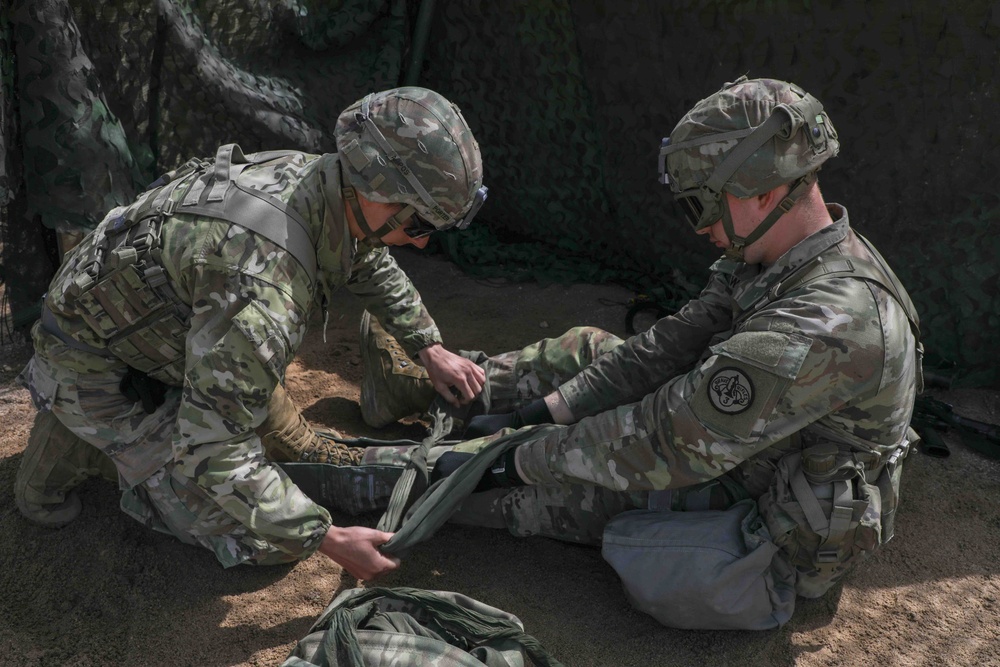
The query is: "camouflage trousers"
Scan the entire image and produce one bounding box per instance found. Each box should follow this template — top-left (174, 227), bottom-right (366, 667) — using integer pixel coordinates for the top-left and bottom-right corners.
top-left (358, 327), bottom-right (650, 545)
top-left (355, 326), bottom-right (750, 544)
top-left (17, 352), bottom-right (302, 567)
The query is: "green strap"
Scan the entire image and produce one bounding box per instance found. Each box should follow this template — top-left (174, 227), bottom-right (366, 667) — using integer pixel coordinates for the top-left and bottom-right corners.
top-left (208, 143), bottom-right (247, 201)
top-left (788, 459), bottom-right (857, 569)
top-left (705, 111), bottom-right (789, 194)
top-left (744, 235), bottom-right (921, 339)
top-left (817, 480), bottom-right (854, 564)
top-left (724, 171), bottom-right (816, 259)
top-left (375, 401), bottom-right (456, 534)
top-left (788, 456), bottom-right (829, 535)
top-left (178, 182), bottom-right (317, 282)
top-left (378, 424), bottom-right (560, 555)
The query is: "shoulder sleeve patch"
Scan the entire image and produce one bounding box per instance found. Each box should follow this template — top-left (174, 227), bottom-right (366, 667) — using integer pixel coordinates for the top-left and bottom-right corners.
top-left (692, 331), bottom-right (812, 441)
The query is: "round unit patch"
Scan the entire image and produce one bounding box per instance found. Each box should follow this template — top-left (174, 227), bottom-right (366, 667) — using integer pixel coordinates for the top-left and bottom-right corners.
top-left (707, 367), bottom-right (755, 415)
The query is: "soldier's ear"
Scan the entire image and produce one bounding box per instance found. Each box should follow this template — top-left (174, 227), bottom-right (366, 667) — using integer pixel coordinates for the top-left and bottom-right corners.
top-left (757, 183), bottom-right (790, 212)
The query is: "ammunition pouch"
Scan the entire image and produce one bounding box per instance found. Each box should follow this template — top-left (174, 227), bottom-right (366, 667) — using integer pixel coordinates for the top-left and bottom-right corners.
top-left (62, 171), bottom-right (195, 385)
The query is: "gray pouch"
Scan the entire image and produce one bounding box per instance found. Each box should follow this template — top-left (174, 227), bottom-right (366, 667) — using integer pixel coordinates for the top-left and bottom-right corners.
top-left (601, 499), bottom-right (796, 630)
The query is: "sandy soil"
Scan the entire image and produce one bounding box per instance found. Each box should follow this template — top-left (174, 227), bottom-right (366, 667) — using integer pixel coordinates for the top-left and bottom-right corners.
top-left (1, 247), bottom-right (998, 667)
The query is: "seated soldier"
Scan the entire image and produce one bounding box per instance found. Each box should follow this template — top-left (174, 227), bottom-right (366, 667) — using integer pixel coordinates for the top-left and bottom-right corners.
top-left (351, 76), bottom-right (921, 609)
top-left (14, 86), bottom-right (487, 580)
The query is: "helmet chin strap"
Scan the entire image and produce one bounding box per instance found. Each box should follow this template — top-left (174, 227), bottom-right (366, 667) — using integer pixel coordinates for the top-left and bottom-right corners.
top-left (341, 180), bottom-right (415, 249)
top-left (722, 171), bottom-right (817, 261)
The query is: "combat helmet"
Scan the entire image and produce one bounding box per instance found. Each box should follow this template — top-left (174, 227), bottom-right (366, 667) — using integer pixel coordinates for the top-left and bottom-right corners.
top-left (658, 76), bottom-right (839, 260)
top-left (335, 87), bottom-right (487, 244)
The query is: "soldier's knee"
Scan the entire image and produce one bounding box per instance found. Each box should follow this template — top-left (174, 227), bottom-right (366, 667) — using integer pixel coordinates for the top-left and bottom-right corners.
top-left (564, 326), bottom-right (623, 361)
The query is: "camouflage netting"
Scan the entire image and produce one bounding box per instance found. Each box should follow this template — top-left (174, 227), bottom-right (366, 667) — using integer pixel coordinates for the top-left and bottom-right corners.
top-left (1, 0), bottom-right (998, 385)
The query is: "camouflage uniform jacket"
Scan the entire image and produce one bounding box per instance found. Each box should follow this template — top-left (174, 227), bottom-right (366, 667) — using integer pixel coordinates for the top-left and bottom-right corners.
top-left (521, 205), bottom-right (919, 494)
top-left (30, 151), bottom-right (441, 559)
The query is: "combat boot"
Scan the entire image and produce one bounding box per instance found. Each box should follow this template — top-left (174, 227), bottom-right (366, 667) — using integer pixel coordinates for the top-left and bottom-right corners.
top-left (359, 310), bottom-right (438, 428)
top-left (257, 384), bottom-right (364, 465)
top-left (15, 410), bottom-right (118, 528)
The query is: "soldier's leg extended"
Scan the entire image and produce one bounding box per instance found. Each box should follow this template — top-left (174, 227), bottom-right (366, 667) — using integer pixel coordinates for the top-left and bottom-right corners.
top-left (324, 430), bottom-right (643, 544)
top-left (15, 409), bottom-right (118, 527)
top-left (450, 483), bottom-right (645, 545)
top-left (359, 310), bottom-right (623, 427)
top-left (483, 327), bottom-right (623, 413)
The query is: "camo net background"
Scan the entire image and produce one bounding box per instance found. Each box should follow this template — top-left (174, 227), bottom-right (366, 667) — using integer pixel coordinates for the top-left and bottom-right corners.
top-left (2, 0), bottom-right (998, 385)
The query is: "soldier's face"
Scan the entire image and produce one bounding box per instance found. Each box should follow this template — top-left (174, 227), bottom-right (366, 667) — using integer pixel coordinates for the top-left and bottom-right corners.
top-left (696, 217), bottom-right (729, 249)
top-left (696, 193), bottom-right (768, 263)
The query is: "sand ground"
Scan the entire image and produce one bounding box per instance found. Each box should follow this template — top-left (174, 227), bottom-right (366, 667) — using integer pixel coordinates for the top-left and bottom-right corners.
top-left (1, 247), bottom-right (998, 666)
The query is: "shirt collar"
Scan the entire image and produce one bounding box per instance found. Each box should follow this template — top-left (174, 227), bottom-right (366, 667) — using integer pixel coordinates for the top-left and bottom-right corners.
top-left (732, 203), bottom-right (850, 311)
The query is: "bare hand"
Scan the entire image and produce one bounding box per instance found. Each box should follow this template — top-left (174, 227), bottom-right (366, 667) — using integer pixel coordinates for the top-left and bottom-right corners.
top-left (318, 525), bottom-right (400, 580)
top-left (418, 344), bottom-right (486, 407)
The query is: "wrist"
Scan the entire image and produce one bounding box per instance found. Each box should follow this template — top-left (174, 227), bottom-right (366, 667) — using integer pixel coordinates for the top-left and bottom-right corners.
top-left (417, 342), bottom-right (444, 365)
top-left (319, 525), bottom-right (345, 556)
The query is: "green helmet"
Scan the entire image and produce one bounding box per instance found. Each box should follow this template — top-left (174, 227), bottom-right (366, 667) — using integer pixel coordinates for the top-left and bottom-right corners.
top-left (658, 77), bottom-right (839, 259)
top-left (335, 87), bottom-right (487, 243)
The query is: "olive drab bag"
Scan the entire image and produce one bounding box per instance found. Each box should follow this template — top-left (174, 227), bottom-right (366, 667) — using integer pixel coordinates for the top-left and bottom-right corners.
top-left (280, 587), bottom-right (563, 667)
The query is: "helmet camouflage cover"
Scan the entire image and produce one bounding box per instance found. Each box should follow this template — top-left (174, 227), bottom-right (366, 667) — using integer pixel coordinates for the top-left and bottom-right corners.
top-left (335, 87), bottom-right (485, 231)
top-left (663, 76), bottom-right (839, 198)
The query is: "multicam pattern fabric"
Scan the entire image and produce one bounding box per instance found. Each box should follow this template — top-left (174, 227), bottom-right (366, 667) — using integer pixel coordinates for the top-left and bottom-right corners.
top-left (21, 149), bottom-right (442, 566)
top-left (335, 87), bottom-right (484, 227)
top-left (517, 208), bottom-right (919, 496)
top-left (357, 327), bottom-right (645, 543)
top-left (4, 1), bottom-right (999, 387)
top-left (665, 77), bottom-right (840, 197)
top-left (331, 208), bottom-right (917, 578)
top-left (483, 326), bottom-right (624, 414)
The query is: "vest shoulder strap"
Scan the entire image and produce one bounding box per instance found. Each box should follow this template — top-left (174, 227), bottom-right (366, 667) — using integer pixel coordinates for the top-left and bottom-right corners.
top-left (172, 144), bottom-right (319, 283)
top-left (764, 233), bottom-right (920, 338)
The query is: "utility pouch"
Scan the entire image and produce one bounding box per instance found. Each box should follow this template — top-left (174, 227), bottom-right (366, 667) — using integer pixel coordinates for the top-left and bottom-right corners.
top-left (757, 440), bottom-right (908, 598)
top-left (63, 179), bottom-right (193, 384)
top-left (601, 498), bottom-right (796, 630)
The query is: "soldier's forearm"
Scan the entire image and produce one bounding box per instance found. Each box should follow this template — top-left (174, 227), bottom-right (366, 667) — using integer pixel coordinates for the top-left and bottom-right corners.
top-left (545, 391), bottom-right (575, 425)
